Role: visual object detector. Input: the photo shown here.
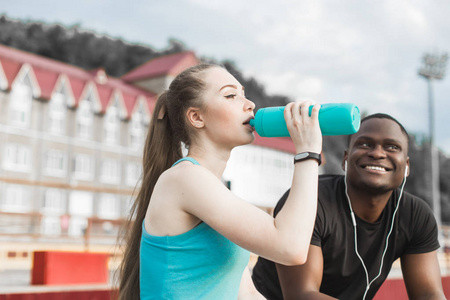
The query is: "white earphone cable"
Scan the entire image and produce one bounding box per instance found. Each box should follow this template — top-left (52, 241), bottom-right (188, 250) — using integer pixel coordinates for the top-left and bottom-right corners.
top-left (344, 165), bottom-right (407, 300)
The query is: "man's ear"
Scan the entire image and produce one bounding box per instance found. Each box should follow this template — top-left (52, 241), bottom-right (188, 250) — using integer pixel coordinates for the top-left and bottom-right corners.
top-left (405, 157), bottom-right (410, 177)
top-left (186, 107), bottom-right (204, 128)
top-left (342, 151), bottom-right (348, 172)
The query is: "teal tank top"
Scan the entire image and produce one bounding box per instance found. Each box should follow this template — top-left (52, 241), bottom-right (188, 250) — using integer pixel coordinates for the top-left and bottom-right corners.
top-left (140, 157), bottom-right (250, 299)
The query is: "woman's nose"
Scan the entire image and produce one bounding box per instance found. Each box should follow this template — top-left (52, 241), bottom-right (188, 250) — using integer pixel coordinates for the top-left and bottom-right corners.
top-left (245, 98), bottom-right (255, 111)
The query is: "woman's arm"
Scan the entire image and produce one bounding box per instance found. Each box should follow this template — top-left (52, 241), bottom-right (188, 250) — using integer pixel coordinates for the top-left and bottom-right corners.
top-left (181, 102), bottom-right (322, 265)
top-left (277, 245), bottom-right (337, 300)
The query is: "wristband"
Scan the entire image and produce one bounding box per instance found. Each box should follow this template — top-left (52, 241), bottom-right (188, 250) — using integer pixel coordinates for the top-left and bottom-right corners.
top-left (294, 152), bottom-right (322, 166)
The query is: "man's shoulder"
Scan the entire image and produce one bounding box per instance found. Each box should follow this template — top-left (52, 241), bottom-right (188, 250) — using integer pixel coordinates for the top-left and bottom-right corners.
top-left (318, 174), bottom-right (345, 202)
top-left (278, 174), bottom-right (343, 199)
top-left (400, 190), bottom-right (434, 215)
top-left (319, 174), bottom-right (343, 182)
top-left (402, 190), bottom-right (424, 201)
top-left (274, 174), bottom-right (344, 215)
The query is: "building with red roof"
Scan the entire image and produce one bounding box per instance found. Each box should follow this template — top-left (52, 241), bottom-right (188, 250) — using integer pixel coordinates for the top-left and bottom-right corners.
top-left (122, 51), bottom-right (201, 95)
top-left (0, 43), bottom-right (303, 271)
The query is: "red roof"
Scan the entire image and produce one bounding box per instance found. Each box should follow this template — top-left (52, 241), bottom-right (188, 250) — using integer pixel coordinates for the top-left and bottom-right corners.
top-left (253, 133), bottom-right (327, 165)
top-left (122, 93), bottom-right (137, 116)
top-left (253, 134), bottom-right (296, 154)
top-left (66, 76), bottom-right (86, 102)
top-left (0, 44), bottom-right (302, 154)
top-left (0, 44), bottom-right (92, 81)
top-left (95, 84), bottom-right (114, 110)
top-left (0, 44), bottom-right (156, 119)
top-left (33, 67), bottom-right (59, 99)
top-left (0, 58), bottom-right (21, 86)
top-left (122, 51), bottom-right (200, 82)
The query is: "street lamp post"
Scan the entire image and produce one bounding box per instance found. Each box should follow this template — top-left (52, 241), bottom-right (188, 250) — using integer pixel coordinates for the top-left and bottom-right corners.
top-left (418, 52), bottom-right (448, 233)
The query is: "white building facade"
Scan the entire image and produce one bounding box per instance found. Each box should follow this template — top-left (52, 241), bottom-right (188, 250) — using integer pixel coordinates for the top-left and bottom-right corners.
top-left (0, 45), bottom-right (310, 270)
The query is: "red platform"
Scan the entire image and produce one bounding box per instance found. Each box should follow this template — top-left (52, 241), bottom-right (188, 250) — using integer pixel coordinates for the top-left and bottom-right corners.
top-left (0, 278), bottom-right (449, 299)
top-left (0, 289), bottom-right (116, 300)
top-left (31, 251), bottom-right (110, 285)
top-left (374, 276), bottom-right (450, 299)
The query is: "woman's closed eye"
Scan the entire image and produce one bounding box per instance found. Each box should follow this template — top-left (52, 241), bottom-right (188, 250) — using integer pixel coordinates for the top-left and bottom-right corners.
top-left (225, 94), bottom-right (237, 99)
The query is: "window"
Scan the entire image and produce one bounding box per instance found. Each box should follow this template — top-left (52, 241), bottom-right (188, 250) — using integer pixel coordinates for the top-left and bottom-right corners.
top-left (48, 91), bottom-right (67, 134)
top-left (77, 89), bottom-right (95, 139)
top-left (101, 159), bottom-right (120, 184)
top-left (41, 217), bottom-right (61, 236)
top-left (9, 82), bottom-right (32, 127)
top-left (129, 101), bottom-right (149, 149)
top-left (73, 154), bottom-right (94, 180)
top-left (3, 144), bottom-right (32, 172)
top-left (123, 196), bottom-right (134, 218)
top-left (69, 191), bottom-right (93, 217)
top-left (98, 193), bottom-right (120, 219)
top-left (1, 184), bottom-right (31, 213)
top-left (104, 96), bottom-right (121, 144)
top-left (68, 217), bottom-right (88, 237)
top-left (126, 162), bottom-right (141, 187)
top-left (42, 188), bottom-right (65, 214)
top-left (44, 149), bottom-right (66, 177)
top-left (68, 191), bottom-right (93, 236)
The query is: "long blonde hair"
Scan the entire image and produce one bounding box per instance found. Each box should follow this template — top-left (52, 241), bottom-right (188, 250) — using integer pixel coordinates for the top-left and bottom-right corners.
top-left (117, 63), bottom-right (219, 299)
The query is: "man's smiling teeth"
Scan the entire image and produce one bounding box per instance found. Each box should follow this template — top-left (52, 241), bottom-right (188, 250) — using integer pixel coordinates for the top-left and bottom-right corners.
top-left (365, 166), bottom-right (386, 171)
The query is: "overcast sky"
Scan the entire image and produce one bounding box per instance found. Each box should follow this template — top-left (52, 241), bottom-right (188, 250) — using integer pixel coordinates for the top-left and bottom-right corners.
top-left (2, 0), bottom-right (450, 154)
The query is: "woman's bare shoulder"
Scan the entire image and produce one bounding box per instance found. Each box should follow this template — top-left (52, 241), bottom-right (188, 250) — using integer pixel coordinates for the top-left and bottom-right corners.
top-left (159, 161), bottom-right (210, 184)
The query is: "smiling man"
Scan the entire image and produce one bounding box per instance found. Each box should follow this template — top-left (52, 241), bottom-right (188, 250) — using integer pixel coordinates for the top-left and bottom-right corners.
top-left (252, 113), bottom-right (446, 300)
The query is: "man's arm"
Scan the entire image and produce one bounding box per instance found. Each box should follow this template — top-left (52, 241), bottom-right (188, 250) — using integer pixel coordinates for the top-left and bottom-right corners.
top-left (401, 251), bottom-right (446, 300)
top-left (276, 245), bottom-right (337, 300)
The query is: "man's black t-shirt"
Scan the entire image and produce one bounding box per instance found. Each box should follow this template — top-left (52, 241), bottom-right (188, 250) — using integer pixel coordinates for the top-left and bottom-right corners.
top-left (252, 175), bottom-right (440, 300)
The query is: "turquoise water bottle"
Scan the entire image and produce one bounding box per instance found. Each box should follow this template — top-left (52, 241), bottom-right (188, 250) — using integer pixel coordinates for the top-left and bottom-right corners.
top-left (249, 103), bottom-right (360, 137)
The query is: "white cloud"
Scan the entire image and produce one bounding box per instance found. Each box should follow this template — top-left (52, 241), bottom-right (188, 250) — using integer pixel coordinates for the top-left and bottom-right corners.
top-left (2, 0), bottom-right (449, 153)
top-left (256, 70), bottom-right (325, 99)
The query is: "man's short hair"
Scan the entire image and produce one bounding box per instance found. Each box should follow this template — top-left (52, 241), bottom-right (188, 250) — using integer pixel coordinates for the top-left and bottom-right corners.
top-left (347, 113), bottom-right (409, 147)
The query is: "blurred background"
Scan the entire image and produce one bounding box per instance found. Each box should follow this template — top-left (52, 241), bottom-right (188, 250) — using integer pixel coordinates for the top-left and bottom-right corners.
top-left (0, 1), bottom-right (449, 299)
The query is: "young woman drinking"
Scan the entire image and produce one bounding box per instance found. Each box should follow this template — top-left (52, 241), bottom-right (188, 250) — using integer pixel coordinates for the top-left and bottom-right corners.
top-left (118, 64), bottom-right (322, 299)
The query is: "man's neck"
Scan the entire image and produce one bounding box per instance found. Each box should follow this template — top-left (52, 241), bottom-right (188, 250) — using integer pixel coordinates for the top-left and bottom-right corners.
top-left (346, 186), bottom-right (393, 223)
